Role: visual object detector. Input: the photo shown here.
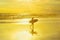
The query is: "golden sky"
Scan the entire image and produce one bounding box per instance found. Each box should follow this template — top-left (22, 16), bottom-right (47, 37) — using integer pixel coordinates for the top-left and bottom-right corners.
top-left (0, 0), bottom-right (60, 14)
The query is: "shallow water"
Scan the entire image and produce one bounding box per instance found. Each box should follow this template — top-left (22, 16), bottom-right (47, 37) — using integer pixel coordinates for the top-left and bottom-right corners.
top-left (0, 18), bottom-right (60, 40)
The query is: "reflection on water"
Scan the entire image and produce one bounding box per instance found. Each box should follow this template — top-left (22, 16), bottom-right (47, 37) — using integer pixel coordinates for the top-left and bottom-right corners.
top-left (0, 18), bottom-right (60, 40)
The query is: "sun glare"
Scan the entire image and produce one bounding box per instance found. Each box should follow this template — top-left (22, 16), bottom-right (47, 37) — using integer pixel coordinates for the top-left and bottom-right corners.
top-left (12, 30), bottom-right (32, 40)
top-left (17, 18), bottom-right (31, 24)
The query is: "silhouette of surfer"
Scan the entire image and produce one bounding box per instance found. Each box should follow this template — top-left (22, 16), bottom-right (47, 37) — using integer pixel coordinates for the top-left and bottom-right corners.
top-left (29, 18), bottom-right (38, 35)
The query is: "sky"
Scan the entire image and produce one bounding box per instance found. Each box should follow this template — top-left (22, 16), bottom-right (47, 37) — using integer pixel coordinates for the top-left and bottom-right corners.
top-left (0, 0), bottom-right (60, 14)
